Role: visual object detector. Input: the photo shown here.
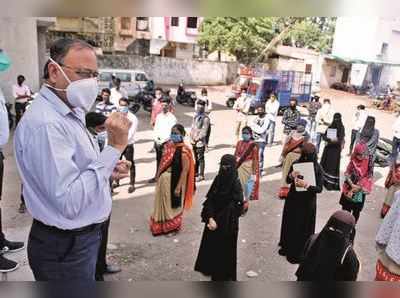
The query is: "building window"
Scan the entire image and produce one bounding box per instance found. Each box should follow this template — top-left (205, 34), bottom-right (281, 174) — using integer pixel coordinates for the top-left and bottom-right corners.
top-left (187, 17), bottom-right (198, 29)
top-left (136, 17), bottom-right (149, 31)
top-left (381, 42), bottom-right (388, 56)
top-left (171, 17), bottom-right (179, 27)
top-left (121, 17), bottom-right (131, 30)
top-left (305, 64), bottom-right (312, 74)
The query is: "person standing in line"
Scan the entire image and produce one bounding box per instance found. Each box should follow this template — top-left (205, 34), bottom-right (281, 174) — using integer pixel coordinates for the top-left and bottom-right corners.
top-left (85, 112), bottom-right (122, 281)
top-left (307, 95), bottom-right (322, 141)
top-left (12, 75), bottom-right (32, 126)
top-left (150, 124), bottom-right (195, 236)
top-left (195, 88), bottom-right (213, 150)
top-left (233, 90), bottom-right (251, 144)
top-left (150, 88), bottom-right (166, 127)
top-left (279, 143), bottom-right (323, 264)
top-left (14, 38), bottom-right (132, 281)
top-left (190, 100), bottom-right (210, 182)
top-left (0, 85), bottom-right (24, 273)
top-left (355, 116), bottom-right (379, 176)
top-left (110, 78), bottom-right (128, 108)
top-left (194, 154), bottom-right (244, 281)
top-left (149, 97), bottom-right (177, 183)
top-left (264, 93), bottom-right (280, 146)
top-left (114, 98), bottom-right (138, 193)
top-left (391, 113), bottom-right (400, 162)
top-left (296, 210), bottom-right (360, 281)
top-left (282, 98), bottom-right (301, 144)
top-left (339, 143), bottom-right (372, 227)
top-left (348, 105), bottom-right (368, 156)
top-left (234, 126), bottom-right (260, 201)
top-left (375, 192), bottom-right (400, 281)
top-left (381, 155), bottom-right (400, 218)
top-left (250, 105), bottom-right (269, 176)
top-left (320, 113), bottom-right (345, 191)
top-left (96, 88), bottom-right (118, 116)
top-left (315, 98), bottom-right (335, 154)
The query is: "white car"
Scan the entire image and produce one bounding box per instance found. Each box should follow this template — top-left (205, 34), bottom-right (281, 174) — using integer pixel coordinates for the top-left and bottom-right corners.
top-left (98, 69), bottom-right (150, 98)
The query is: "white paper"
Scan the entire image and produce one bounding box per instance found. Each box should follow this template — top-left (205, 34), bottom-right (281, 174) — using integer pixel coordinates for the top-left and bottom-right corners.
top-left (293, 162), bottom-right (316, 192)
top-left (326, 128), bottom-right (337, 141)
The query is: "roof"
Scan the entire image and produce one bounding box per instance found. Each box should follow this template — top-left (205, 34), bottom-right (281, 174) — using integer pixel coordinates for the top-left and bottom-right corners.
top-left (326, 54), bottom-right (400, 66)
top-left (274, 45), bottom-right (320, 60)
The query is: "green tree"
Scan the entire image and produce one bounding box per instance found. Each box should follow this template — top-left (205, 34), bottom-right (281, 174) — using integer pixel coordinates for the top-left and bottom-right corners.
top-left (199, 17), bottom-right (336, 64)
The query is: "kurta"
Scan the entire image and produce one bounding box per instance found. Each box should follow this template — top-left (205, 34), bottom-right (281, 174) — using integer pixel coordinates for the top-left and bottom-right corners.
top-left (279, 162), bottom-right (323, 264)
top-left (194, 177), bottom-right (244, 281)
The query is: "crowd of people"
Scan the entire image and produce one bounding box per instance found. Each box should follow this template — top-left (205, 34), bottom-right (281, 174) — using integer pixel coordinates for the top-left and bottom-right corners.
top-left (1, 38), bottom-right (400, 282)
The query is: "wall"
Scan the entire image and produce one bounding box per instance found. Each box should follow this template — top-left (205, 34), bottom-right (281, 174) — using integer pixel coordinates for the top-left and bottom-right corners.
top-left (320, 59), bottom-right (346, 88)
top-left (0, 17), bottom-right (40, 102)
top-left (98, 54), bottom-right (238, 85)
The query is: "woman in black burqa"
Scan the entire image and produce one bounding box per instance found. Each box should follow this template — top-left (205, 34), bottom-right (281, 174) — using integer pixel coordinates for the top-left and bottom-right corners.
top-left (279, 143), bottom-right (323, 264)
top-left (194, 154), bottom-right (244, 281)
top-left (320, 113), bottom-right (345, 191)
top-left (296, 210), bottom-right (360, 281)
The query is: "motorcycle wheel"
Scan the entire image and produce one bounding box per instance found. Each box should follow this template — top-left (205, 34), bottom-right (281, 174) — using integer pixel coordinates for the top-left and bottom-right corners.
top-left (188, 98), bottom-right (195, 107)
top-left (226, 98), bottom-right (235, 108)
top-left (129, 103), bottom-right (141, 114)
top-left (176, 95), bottom-right (185, 104)
top-left (143, 104), bottom-right (153, 113)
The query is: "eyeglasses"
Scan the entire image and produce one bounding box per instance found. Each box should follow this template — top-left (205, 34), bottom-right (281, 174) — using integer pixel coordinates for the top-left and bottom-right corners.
top-left (59, 63), bottom-right (99, 79)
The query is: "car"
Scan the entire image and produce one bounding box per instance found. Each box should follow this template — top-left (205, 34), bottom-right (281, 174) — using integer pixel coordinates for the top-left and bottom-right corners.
top-left (98, 69), bottom-right (150, 98)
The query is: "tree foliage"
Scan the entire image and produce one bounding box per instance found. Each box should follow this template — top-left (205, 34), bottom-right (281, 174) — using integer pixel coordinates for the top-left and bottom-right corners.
top-left (199, 17), bottom-right (336, 64)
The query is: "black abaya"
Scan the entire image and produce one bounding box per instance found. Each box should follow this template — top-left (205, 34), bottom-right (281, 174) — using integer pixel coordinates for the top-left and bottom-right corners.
top-left (279, 161), bottom-right (323, 264)
top-left (194, 176), bottom-right (244, 281)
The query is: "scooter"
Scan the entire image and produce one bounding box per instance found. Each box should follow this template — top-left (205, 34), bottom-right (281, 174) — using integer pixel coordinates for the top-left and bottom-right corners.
top-left (176, 82), bottom-right (196, 106)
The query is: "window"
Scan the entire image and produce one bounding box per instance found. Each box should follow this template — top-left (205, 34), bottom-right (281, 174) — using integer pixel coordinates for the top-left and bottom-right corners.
top-left (171, 17), bottom-right (179, 27)
top-left (187, 17), bottom-right (198, 29)
top-left (381, 42), bottom-right (388, 56)
top-left (115, 72), bottom-right (132, 82)
top-left (121, 17), bottom-right (131, 30)
top-left (135, 73), bottom-right (148, 81)
top-left (99, 72), bottom-right (113, 82)
top-left (136, 17), bottom-right (149, 31)
top-left (305, 64), bottom-right (312, 74)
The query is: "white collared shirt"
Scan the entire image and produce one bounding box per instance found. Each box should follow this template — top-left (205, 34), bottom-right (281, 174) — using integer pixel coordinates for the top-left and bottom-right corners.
top-left (12, 83), bottom-right (31, 103)
top-left (153, 112), bottom-right (177, 144)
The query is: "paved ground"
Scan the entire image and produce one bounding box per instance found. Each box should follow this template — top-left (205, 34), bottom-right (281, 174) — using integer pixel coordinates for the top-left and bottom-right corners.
top-left (1, 87), bottom-right (396, 281)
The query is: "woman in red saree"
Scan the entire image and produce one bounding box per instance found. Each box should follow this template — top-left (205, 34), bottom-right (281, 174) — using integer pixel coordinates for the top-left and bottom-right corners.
top-left (150, 124), bottom-right (195, 236)
top-left (381, 158), bottom-right (400, 218)
top-left (234, 126), bottom-right (259, 201)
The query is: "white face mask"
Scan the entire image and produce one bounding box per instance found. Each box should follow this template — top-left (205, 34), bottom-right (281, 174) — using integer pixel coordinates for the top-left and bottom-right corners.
top-left (45, 58), bottom-right (99, 112)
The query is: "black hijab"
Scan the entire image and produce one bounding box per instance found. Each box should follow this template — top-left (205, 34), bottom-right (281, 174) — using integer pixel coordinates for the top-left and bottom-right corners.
top-left (328, 113), bottom-right (345, 140)
top-left (360, 116), bottom-right (376, 140)
top-left (296, 210), bottom-right (356, 281)
top-left (206, 154), bottom-right (238, 198)
top-left (298, 142), bottom-right (318, 163)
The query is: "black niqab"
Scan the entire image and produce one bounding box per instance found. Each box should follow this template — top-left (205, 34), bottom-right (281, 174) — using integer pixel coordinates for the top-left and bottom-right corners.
top-left (360, 116), bottom-right (375, 140)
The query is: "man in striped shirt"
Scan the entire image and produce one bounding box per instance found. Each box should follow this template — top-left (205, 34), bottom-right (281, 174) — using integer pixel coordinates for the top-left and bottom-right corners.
top-left (96, 88), bottom-right (118, 116)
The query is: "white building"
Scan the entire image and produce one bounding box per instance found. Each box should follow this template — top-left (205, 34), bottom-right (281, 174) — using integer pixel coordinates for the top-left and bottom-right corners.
top-left (0, 17), bottom-right (55, 102)
top-left (149, 17), bottom-right (203, 59)
top-left (329, 17), bottom-right (400, 89)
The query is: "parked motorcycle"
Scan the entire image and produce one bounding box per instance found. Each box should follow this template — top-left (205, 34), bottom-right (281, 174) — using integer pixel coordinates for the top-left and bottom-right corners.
top-left (131, 80), bottom-right (155, 113)
top-left (176, 82), bottom-right (196, 106)
top-left (375, 137), bottom-right (393, 168)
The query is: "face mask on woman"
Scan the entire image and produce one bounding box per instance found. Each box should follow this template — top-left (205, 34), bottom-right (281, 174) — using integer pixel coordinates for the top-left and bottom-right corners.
top-left (170, 133), bottom-right (183, 143)
top-left (242, 132), bottom-right (251, 141)
top-left (119, 106), bottom-right (129, 113)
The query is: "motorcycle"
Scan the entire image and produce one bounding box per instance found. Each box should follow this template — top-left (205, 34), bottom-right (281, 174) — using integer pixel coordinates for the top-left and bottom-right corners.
top-left (375, 137), bottom-right (393, 168)
top-left (131, 80), bottom-right (155, 113)
top-left (176, 82), bottom-right (196, 106)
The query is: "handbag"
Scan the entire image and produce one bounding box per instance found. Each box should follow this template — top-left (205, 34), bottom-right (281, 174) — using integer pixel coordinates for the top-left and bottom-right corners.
top-left (244, 177), bottom-right (255, 199)
top-left (278, 186), bottom-right (290, 200)
top-left (351, 191), bottom-right (364, 203)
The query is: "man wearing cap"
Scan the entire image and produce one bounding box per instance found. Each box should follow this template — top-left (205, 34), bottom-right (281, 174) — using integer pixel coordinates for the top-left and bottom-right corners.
top-left (190, 99), bottom-right (210, 182)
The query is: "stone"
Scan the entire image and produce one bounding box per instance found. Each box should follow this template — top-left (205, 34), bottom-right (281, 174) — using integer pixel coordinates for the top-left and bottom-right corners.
top-left (246, 271), bottom-right (258, 278)
top-left (107, 243), bottom-right (118, 251)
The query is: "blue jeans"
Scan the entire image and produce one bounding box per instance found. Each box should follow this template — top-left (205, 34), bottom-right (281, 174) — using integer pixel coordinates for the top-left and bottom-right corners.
top-left (315, 132), bottom-right (322, 154)
top-left (258, 142), bottom-right (266, 173)
top-left (266, 121), bottom-right (276, 145)
top-left (28, 220), bottom-right (102, 281)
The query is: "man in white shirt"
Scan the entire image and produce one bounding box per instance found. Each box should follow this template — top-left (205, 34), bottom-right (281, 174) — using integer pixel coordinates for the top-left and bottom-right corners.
top-left (117, 98), bottom-right (138, 193)
top-left (110, 78), bottom-right (128, 108)
top-left (149, 97), bottom-right (177, 183)
top-left (392, 114), bottom-right (400, 161)
top-left (250, 105), bottom-right (270, 175)
top-left (264, 93), bottom-right (280, 146)
top-left (315, 98), bottom-right (335, 154)
top-left (12, 75), bottom-right (32, 126)
top-left (233, 90), bottom-right (251, 143)
top-left (349, 105), bottom-right (368, 155)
